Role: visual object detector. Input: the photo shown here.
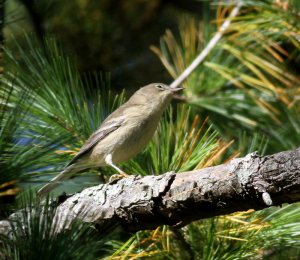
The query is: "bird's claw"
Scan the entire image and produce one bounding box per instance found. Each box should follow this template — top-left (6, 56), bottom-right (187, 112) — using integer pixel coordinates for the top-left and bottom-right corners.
top-left (108, 172), bottom-right (130, 184)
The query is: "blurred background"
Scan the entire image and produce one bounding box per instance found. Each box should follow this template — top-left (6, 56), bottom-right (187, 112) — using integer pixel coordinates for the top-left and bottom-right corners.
top-left (4, 0), bottom-right (215, 89)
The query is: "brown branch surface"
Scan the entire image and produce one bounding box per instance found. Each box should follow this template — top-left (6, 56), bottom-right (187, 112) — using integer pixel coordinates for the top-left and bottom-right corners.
top-left (1, 148), bottom-right (300, 235)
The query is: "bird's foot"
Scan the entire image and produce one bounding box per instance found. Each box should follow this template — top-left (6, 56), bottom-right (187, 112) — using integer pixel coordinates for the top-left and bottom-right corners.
top-left (108, 172), bottom-right (130, 184)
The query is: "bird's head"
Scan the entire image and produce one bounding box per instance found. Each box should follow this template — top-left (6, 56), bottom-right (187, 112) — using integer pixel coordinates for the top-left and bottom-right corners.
top-left (132, 83), bottom-right (183, 109)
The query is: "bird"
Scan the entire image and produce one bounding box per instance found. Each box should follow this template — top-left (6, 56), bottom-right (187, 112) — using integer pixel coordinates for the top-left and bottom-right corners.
top-left (37, 83), bottom-right (183, 196)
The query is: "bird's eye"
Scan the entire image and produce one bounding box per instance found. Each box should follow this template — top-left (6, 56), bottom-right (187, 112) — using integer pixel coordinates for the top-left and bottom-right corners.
top-left (154, 84), bottom-right (165, 90)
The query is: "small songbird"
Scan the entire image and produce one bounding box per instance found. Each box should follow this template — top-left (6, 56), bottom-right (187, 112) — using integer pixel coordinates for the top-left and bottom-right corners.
top-left (37, 83), bottom-right (182, 196)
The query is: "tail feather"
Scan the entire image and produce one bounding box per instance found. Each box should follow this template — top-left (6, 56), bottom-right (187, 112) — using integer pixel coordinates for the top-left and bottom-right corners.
top-left (37, 164), bottom-right (79, 197)
top-left (37, 180), bottom-right (61, 197)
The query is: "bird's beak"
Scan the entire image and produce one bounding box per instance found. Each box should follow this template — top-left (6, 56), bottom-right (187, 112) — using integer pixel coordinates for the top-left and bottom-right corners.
top-left (170, 86), bottom-right (184, 92)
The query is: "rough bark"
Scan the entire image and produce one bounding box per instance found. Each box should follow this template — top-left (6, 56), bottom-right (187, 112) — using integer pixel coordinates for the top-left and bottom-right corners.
top-left (1, 147), bottom-right (300, 235)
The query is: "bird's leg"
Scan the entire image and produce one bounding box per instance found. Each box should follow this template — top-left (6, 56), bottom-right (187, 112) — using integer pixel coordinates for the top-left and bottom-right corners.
top-left (105, 154), bottom-right (129, 181)
top-left (105, 154), bottom-right (126, 175)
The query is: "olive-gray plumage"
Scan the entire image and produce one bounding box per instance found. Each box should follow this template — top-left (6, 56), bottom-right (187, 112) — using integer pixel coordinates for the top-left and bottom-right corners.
top-left (37, 83), bottom-right (182, 196)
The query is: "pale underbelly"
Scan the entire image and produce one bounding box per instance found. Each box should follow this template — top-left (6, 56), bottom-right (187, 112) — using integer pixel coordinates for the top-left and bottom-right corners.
top-left (88, 116), bottom-right (159, 165)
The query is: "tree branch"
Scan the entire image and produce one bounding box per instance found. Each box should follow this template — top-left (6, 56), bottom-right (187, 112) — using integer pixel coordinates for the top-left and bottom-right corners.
top-left (170, 1), bottom-right (243, 88)
top-left (1, 147), bottom-right (300, 236)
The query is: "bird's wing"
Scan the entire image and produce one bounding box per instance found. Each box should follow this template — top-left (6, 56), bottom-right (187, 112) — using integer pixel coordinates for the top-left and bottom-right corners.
top-left (67, 115), bottom-right (126, 165)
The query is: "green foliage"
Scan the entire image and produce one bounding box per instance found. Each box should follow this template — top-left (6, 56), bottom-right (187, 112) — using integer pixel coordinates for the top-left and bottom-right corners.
top-left (0, 193), bottom-right (107, 259)
top-left (5, 36), bottom-right (123, 142)
top-left (153, 0), bottom-right (300, 154)
top-left (109, 204), bottom-right (300, 259)
top-left (0, 82), bottom-right (33, 185)
top-left (0, 82), bottom-right (31, 209)
top-left (1, 35), bottom-right (125, 186)
top-left (183, 204), bottom-right (300, 259)
top-left (107, 226), bottom-right (194, 259)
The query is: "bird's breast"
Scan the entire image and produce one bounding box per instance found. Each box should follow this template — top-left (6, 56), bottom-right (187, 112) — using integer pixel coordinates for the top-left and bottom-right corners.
top-left (89, 112), bottom-right (161, 165)
top-left (112, 114), bottom-right (160, 163)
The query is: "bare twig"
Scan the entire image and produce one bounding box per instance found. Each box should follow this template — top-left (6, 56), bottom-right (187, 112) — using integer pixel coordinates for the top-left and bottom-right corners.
top-left (170, 1), bottom-right (243, 88)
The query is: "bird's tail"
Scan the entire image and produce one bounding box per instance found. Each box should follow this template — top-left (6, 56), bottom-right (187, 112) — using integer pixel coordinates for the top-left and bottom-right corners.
top-left (37, 164), bottom-right (80, 197)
